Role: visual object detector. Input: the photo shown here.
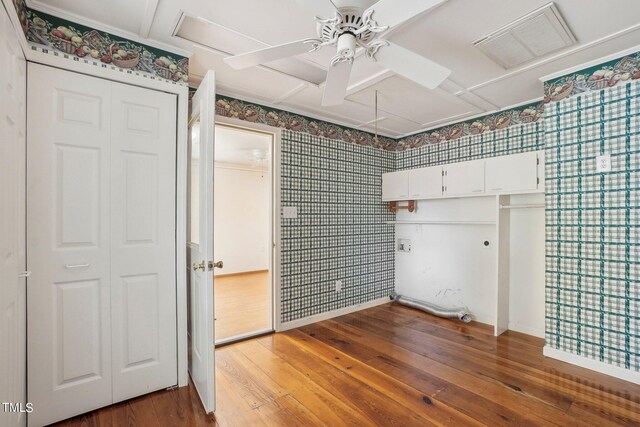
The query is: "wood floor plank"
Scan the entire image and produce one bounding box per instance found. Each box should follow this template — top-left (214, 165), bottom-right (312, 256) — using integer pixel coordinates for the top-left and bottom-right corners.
top-left (214, 365), bottom-right (269, 427)
top-left (319, 317), bottom-right (593, 426)
top-left (254, 394), bottom-right (325, 427)
top-left (233, 339), bottom-right (372, 426)
top-left (216, 347), bottom-right (287, 409)
top-left (363, 309), bottom-right (640, 420)
top-left (332, 308), bottom-right (640, 420)
top-left (285, 328), bottom-right (485, 426)
top-left (259, 333), bottom-right (436, 426)
top-left (52, 303), bottom-right (639, 426)
top-left (301, 322), bottom-right (538, 426)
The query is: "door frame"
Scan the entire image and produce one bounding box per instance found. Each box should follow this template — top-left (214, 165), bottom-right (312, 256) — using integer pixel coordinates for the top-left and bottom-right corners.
top-left (20, 53), bottom-right (190, 388)
top-left (215, 116), bottom-right (283, 333)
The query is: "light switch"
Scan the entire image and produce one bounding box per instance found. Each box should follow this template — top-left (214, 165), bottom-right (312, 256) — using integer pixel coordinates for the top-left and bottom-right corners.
top-left (596, 154), bottom-right (611, 173)
top-left (282, 206), bottom-right (298, 219)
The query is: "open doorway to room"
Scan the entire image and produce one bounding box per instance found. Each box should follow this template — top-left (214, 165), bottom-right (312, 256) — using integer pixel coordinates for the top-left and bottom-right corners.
top-left (213, 124), bottom-right (274, 345)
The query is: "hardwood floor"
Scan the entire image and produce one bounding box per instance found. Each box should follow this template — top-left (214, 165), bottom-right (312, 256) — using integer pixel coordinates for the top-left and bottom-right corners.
top-left (215, 271), bottom-right (270, 341)
top-left (53, 303), bottom-right (640, 426)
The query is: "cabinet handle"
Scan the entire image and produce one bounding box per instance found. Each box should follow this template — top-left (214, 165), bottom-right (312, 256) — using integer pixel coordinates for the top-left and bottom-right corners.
top-left (65, 263), bottom-right (90, 269)
top-left (18, 271), bottom-right (31, 278)
top-left (472, 189), bottom-right (483, 193)
top-left (490, 187), bottom-right (503, 191)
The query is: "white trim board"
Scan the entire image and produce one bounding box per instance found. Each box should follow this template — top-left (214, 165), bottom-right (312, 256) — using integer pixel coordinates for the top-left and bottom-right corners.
top-left (539, 43), bottom-right (640, 82)
top-left (278, 297), bottom-right (391, 332)
top-left (543, 346), bottom-right (640, 385)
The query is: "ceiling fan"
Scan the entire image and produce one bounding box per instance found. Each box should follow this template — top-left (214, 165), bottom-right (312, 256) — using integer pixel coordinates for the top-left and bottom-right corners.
top-left (224, 0), bottom-right (451, 106)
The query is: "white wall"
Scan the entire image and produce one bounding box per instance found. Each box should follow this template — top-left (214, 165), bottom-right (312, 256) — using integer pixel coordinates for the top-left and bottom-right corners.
top-left (394, 193), bottom-right (546, 335)
top-left (508, 193), bottom-right (545, 337)
top-left (0, 3), bottom-right (27, 426)
top-left (214, 163), bottom-right (270, 275)
top-left (395, 197), bottom-right (498, 325)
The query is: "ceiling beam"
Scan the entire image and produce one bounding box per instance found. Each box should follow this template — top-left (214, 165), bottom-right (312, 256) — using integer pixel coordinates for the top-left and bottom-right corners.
top-left (272, 83), bottom-right (308, 104)
top-left (139, 0), bottom-right (159, 38)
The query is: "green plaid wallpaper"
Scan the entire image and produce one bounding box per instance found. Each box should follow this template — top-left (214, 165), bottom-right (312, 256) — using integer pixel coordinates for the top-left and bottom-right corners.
top-left (396, 121), bottom-right (544, 169)
top-left (544, 80), bottom-right (640, 371)
top-left (280, 130), bottom-right (396, 323)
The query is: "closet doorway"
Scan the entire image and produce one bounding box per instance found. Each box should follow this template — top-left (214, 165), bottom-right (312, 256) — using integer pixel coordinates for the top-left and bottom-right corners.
top-left (214, 124), bottom-right (274, 344)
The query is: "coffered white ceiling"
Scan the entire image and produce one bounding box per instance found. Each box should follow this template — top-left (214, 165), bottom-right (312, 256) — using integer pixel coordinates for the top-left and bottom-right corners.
top-left (27, 0), bottom-right (640, 137)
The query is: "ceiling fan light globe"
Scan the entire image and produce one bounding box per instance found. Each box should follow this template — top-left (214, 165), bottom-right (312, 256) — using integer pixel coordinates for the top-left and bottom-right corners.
top-left (336, 33), bottom-right (357, 60)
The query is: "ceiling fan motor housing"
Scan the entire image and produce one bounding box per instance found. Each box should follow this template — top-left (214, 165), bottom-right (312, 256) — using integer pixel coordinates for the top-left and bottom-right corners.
top-left (316, 7), bottom-right (376, 44)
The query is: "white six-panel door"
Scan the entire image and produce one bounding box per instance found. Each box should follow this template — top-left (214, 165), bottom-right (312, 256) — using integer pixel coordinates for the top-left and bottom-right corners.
top-left (27, 63), bottom-right (113, 427)
top-left (27, 63), bottom-right (177, 426)
top-left (110, 81), bottom-right (177, 403)
top-left (0, 6), bottom-right (27, 427)
top-left (188, 70), bottom-right (216, 414)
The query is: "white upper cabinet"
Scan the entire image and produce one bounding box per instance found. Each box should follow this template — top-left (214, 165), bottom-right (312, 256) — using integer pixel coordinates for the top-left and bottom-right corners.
top-left (382, 170), bottom-right (409, 201)
top-left (485, 151), bottom-right (539, 194)
top-left (443, 159), bottom-right (485, 196)
top-left (408, 166), bottom-right (443, 199)
top-left (382, 150), bottom-right (544, 201)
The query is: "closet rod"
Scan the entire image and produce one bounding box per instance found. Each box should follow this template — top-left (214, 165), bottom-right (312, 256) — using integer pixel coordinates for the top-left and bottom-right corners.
top-left (499, 204), bottom-right (545, 209)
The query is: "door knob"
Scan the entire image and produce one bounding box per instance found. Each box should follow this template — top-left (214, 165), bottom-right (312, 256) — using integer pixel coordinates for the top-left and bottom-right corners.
top-left (209, 260), bottom-right (223, 269)
top-left (194, 260), bottom-right (223, 271)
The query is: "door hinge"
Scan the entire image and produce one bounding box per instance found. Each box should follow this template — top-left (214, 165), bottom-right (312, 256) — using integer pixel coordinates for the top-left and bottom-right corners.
top-left (537, 177), bottom-right (540, 184)
top-left (537, 157), bottom-right (540, 165)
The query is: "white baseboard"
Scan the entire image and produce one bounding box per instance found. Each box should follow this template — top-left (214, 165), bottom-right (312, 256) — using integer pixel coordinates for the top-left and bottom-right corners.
top-left (277, 297), bottom-right (391, 332)
top-left (508, 322), bottom-right (545, 339)
top-left (543, 346), bottom-right (640, 385)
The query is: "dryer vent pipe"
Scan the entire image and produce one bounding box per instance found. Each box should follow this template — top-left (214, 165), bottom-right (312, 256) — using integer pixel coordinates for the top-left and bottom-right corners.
top-left (390, 293), bottom-right (472, 323)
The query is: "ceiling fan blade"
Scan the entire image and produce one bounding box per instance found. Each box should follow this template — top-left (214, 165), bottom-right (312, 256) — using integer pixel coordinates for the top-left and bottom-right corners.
top-left (293, 0), bottom-right (337, 19)
top-left (365, 0), bottom-right (446, 28)
top-left (322, 60), bottom-right (353, 106)
top-left (373, 41), bottom-right (450, 89)
top-left (224, 39), bottom-right (317, 70)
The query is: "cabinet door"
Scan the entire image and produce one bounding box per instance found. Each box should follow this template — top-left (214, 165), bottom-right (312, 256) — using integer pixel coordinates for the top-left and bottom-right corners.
top-left (382, 171), bottom-right (409, 201)
top-left (409, 166), bottom-right (442, 198)
top-left (444, 159), bottom-right (484, 196)
top-left (485, 151), bottom-right (538, 194)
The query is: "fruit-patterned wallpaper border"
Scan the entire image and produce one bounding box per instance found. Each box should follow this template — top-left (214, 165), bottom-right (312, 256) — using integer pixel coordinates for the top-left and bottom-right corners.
top-left (215, 95), bottom-right (397, 151)
top-left (213, 94), bottom-right (546, 153)
top-left (11, 0), bottom-right (188, 85)
top-left (544, 51), bottom-right (640, 103)
top-left (397, 101), bottom-right (544, 151)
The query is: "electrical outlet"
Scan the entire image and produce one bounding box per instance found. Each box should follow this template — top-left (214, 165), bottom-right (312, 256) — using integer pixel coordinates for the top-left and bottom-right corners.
top-left (335, 280), bottom-right (343, 292)
top-left (397, 238), bottom-right (411, 253)
top-left (596, 154), bottom-right (611, 173)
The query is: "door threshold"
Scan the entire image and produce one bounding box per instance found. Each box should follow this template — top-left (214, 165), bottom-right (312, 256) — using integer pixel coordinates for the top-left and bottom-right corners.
top-left (215, 329), bottom-right (274, 347)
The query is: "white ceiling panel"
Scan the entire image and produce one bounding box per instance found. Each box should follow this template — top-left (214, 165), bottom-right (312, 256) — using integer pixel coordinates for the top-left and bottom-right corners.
top-left (347, 76), bottom-right (482, 125)
top-left (283, 87), bottom-right (395, 134)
